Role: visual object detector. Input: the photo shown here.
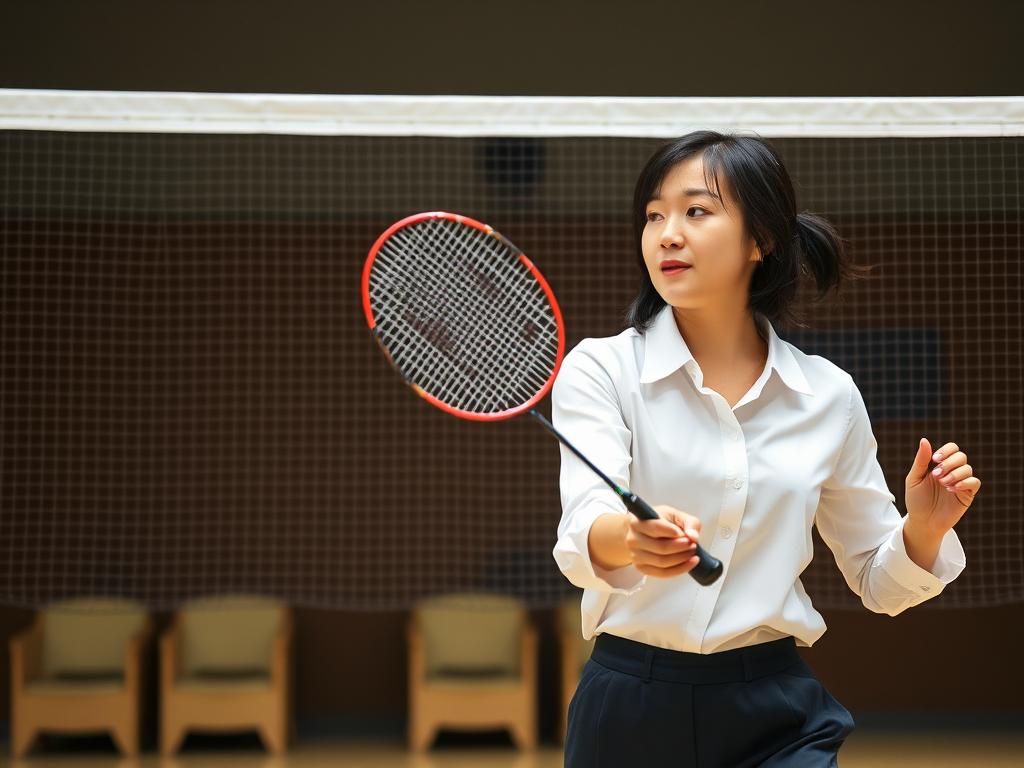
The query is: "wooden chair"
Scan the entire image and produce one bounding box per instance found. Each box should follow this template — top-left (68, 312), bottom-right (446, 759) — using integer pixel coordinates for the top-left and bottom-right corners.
top-left (9, 597), bottom-right (151, 758)
top-left (558, 595), bottom-right (595, 743)
top-left (408, 592), bottom-right (537, 751)
top-left (160, 594), bottom-right (292, 755)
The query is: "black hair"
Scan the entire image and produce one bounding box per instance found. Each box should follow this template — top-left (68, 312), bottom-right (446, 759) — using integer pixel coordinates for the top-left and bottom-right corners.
top-left (624, 130), bottom-right (870, 333)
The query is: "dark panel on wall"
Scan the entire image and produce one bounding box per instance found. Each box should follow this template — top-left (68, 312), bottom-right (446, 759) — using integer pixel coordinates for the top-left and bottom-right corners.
top-left (781, 328), bottom-right (943, 420)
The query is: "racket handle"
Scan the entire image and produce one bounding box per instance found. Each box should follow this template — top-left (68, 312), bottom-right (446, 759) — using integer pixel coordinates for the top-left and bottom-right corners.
top-left (621, 492), bottom-right (724, 587)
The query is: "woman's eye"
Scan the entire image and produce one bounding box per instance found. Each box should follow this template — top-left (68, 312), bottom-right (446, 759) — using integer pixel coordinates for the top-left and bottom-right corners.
top-left (645, 208), bottom-right (707, 222)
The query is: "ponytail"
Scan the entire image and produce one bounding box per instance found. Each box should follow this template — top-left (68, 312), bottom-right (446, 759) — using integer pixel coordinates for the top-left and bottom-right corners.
top-left (748, 211), bottom-right (869, 329)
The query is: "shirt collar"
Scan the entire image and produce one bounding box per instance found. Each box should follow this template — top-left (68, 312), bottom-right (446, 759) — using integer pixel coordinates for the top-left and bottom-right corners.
top-left (638, 304), bottom-right (814, 397)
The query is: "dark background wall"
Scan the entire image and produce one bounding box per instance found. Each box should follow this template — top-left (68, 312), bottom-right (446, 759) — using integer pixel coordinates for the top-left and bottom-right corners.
top-left (1, 0), bottom-right (1022, 746)
top-left (1, 0), bottom-right (1022, 97)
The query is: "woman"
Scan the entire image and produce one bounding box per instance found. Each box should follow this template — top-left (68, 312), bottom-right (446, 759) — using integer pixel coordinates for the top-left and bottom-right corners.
top-left (552, 131), bottom-right (980, 767)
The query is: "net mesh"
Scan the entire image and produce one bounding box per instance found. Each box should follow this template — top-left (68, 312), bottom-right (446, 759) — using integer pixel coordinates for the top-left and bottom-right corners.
top-left (368, 216), bottom-right (560, 415)
top-left (1, 126), bottom-right (1021, 610)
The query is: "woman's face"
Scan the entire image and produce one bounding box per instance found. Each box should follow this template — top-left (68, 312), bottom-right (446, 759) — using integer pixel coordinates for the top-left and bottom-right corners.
top-left (641, 155), bottom-right (762, 311)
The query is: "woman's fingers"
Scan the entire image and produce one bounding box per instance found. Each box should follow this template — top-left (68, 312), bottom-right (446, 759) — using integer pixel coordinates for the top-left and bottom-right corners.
top-left (955, 476), bottom-right (981, 495)
top-left (932, 451), bottom-right (967, 477)
top-left (632, 542), bottom-right (698, 567)
top-left (937, 463), bottom-right (972, 488)
top-left (665, 508), bottom-right (702, 539)
top-left (636, 554), bottom-right (701, 578)
top-left (626, 520), bottom-right (692, 548)
top-left (650, 505), bottom-right (702, 539)
top-left (631, 516), bottom-right (687, 539)
top-left (629, 536), bottom-right (693, 557)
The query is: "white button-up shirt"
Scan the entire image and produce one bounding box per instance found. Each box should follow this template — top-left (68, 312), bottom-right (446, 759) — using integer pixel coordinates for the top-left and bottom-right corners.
top-left (552, 304), bottom-right (966, 654)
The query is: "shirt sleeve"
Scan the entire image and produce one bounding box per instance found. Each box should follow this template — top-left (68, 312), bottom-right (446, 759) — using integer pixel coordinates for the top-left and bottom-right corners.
top-left (814, 375), bottom-right (966, 616)
top-left (550, 342), bottom-right (647, 595)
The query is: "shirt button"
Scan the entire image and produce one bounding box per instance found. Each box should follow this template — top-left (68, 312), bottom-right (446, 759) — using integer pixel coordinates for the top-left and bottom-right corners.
top-left (732, 478), bottom-right (743, 489)
top-left (720, 526), bottom-right (733, 539)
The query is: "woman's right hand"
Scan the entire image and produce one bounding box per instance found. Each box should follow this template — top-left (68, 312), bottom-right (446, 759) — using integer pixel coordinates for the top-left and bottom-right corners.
top-left (625, 505), bottom-right (703, 578)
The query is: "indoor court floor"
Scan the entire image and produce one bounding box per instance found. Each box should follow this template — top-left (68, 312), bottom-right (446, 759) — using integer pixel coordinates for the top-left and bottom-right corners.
top-left (9, 730), bottom-right (1024, 768)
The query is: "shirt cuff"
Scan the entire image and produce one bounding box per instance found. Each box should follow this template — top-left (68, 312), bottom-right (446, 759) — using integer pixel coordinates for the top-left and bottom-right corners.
top-left (877, 515), bottom-right (967, 599)
top-left (553, 503), bottom-right (647, 595)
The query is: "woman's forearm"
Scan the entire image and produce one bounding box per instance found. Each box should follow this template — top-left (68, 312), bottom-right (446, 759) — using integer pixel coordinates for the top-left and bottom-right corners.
top-left (588, 513), bottom-right (632, 571)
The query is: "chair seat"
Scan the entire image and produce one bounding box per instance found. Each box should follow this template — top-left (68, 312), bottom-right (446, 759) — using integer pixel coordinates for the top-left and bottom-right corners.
top-left (424, 673), bottom-right (524, 689)
top-left (26, 675), bottom-right (125, 696)
top-left (176, 673), bottom-right (272, 692)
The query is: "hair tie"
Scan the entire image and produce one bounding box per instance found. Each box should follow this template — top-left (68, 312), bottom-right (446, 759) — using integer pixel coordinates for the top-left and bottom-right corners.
top-left (794, 218), bottom-right (806, 245)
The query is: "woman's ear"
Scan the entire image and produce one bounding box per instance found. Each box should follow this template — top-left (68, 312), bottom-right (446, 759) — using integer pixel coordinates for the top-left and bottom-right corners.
top-left (748, 233), bottom-right (773, 263)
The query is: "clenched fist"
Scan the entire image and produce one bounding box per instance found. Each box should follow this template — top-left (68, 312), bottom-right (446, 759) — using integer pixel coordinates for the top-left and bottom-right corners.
top-left (625, 505), bottom-right (703, 578)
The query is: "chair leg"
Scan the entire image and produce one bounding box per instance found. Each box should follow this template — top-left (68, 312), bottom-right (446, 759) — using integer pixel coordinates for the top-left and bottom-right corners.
top-left (259, 720), bottom-right (287, 755)
top-left (410, 719), bottom-right (437, 752)
top-left (111, 722), bottom-right (139, 757)
top-left (11, 721), bottom-right (36, 759)
top-left (160, 720), bottom-right (186, 756)
top-left (510, 719), bottom-right (537, 751)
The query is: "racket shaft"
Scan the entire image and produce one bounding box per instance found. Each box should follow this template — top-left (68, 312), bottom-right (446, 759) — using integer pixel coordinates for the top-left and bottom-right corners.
top-left (530, 410), bottom-right (723, 586)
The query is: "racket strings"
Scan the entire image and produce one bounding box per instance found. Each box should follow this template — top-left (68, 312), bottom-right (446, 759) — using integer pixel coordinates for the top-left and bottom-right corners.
top-left (372, 265), bottom-right (490, 409)
top-left (376, 227), bottom-right (499, 408)
top-left (379, 221), bottom-right (548, 412)
top-left (443, 226), bottom-right (561, 404)
top-left (416, 221), bottom-right (529, 368)
top-left (422, 222), bottom-right (559, 402)
top-left (368, 218), bottom-right (559, 414)
top-left (387, 223), bottom-right (511, 409)
top-left (372, 260), bottom-right (484, 405)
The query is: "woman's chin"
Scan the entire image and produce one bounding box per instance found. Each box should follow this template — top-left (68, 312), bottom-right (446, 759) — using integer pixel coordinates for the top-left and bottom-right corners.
top-left (655, 284), bottom-right (698, 307)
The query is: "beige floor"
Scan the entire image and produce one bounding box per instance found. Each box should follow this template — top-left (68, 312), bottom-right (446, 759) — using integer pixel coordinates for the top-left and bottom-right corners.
top-left (8, 732), bottom-right (1024, 768)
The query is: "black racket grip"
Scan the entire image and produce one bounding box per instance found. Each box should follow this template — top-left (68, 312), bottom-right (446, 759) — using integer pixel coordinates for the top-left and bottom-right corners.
top-left (621, 492), bottom-right (724, 587)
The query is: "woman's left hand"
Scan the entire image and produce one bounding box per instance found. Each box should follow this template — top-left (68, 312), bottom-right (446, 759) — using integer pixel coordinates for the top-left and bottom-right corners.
top-left (905, 438), bottom-right (981, 538)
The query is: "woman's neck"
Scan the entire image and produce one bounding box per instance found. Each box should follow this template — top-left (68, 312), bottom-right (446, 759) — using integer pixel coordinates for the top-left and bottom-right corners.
top-left (670, 305), bottom-right (767, 368)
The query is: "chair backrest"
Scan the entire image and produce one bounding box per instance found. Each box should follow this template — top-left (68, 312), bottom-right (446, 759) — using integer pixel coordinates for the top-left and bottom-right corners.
top-left (42, 597), bottom-right (147, 677)
top-left (559, 596), bottom-right (595, 674)
top-left (179, 594), bottom-right (284, 676)
top-left (416, 592), bottom-right (524, 677)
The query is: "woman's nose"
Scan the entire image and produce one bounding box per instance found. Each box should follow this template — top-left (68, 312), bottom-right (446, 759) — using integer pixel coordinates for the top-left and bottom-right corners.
top-left (660, 221), bottom-right (685, 248)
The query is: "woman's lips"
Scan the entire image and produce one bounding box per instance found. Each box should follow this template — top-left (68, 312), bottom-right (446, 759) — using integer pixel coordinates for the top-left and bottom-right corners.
top-left (661, 262), bottom-right (692, 276)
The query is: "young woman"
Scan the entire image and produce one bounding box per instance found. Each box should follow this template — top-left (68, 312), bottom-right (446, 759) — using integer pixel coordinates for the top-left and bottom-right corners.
top-left (552, 131), bottom-right (980, 767)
